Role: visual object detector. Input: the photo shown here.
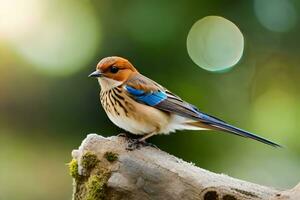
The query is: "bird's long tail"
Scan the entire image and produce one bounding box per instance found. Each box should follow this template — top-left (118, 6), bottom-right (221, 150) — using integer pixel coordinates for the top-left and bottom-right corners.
top-left (188, 121), bottom-right (281, 148)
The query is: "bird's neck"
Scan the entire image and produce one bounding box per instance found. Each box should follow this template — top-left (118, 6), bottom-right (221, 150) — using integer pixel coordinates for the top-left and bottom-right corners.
top-left (98, 77), bottom-right (123, 92)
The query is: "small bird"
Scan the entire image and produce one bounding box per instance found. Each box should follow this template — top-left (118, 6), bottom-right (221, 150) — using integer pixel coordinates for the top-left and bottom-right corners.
top-left (89, 56), bottom-right (280, 148)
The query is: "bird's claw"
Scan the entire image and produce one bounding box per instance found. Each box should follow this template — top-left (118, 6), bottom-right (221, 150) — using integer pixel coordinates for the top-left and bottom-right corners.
top-left (144, 142), bottom-right (158, 149)
top-left (117, 133), bottom-right (129, 138)
top-left (126, 138), bottom-right (144, 150)
top-left (126, 139), bottom-right (158, 151)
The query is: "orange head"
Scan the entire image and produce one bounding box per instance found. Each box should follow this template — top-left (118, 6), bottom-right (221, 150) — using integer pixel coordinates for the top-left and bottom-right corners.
top-left (89, 56), bottom-right (138, 90)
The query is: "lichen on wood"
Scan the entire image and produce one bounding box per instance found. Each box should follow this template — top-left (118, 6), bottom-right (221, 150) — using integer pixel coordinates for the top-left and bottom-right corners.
top-left (85, 171), bottom-right (110, 200)
top-left (68, 159), bottom-right (81, 180)
top-left (69, 134), bottom-right (300, 200)
top-left (104, 152), bottom-right (118, 163)
top-left (69, 150), bottom-right (113, 200)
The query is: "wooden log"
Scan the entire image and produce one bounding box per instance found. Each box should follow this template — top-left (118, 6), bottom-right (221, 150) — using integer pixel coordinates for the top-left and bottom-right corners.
top-left (69, 134), bottom-right (300, 200)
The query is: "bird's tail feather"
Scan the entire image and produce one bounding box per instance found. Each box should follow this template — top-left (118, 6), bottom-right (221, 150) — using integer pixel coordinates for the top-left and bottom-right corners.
top-left (188, 121), bottom-right (281, 148)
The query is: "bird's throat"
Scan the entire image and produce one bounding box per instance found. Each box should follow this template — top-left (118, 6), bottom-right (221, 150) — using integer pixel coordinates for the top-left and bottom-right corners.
top-left (98, 77), bottom-right (123, 92)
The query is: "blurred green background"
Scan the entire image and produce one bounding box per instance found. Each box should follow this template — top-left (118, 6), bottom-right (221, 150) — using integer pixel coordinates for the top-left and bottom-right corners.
top-left (1, 0), bottom-right (300, 199)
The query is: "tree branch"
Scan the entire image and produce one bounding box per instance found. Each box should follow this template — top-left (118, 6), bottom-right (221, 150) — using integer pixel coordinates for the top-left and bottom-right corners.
top-left (69, 134), bottom-right (300, 200)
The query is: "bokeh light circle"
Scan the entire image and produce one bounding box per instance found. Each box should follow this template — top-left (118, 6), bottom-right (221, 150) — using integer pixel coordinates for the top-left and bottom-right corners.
top-left (0, 0), bottom-right (42, 40)
top-left (254, 0), bottom-right (297, 33)
top-left (1, 0), bottom-right (101, 76)
top-left (187, 16), bottom-right (244, 72)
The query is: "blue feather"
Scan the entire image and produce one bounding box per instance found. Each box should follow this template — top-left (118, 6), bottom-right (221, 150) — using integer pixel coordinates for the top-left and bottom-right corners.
top-left (125, 86), bottom-right (167, 106)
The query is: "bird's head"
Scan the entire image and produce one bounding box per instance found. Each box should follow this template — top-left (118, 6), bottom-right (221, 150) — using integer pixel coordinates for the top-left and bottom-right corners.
top-left (89, 56), bottom-right (138, 91)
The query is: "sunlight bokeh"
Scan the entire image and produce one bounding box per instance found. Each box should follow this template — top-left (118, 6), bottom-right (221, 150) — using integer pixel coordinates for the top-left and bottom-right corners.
top-left (0, 0), bottom-right (42, 40)
top-left (187, 16), bottom-right (244, 72)
top-left (0, 0), bottom-right (101, 76)
top-left (251, 88), bottom-right (297, 145)
top-left (254, 0), bottom-right (297, 32)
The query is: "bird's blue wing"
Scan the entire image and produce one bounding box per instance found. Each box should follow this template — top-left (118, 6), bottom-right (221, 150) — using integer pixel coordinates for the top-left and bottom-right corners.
top-left (124, 74), bottom-right (222, 121)
top-left (125, 85), bottom-right (167, 106)
top-left (124, 74), bottom-right (281, 147)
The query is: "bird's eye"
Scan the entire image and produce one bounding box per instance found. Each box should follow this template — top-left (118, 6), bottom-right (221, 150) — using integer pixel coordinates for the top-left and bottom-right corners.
top-left (110, 66), bottom-right (119, 73)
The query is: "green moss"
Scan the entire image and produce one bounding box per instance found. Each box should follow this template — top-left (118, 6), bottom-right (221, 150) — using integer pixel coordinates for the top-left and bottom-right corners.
top-left (82, 152), bottom-right (99, 172)
top-left (68, 159), bottom-right (82, 180)
top-left (85, 171), bottom-right (110, 200)
top-left (104, 152), bottom-right (118, 162)
top-left (69, 152), bottom-right (112, 199)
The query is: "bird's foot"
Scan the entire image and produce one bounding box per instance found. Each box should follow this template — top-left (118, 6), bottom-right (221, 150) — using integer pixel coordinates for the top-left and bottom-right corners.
top-left (117, 133), bottom-right (129, 138)
top-left (143, 142), bottom-right (158, 149)
top-left (126, 138), bottom-right (144, 150)
top-left (126, 138), bottom-right (158, 151)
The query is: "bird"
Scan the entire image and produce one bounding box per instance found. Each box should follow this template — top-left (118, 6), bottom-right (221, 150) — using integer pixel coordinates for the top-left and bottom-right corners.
top-left (89, 56), bottom-right (281, 149)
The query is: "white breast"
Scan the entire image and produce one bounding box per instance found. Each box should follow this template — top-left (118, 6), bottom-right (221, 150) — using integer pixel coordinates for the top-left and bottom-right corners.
top-left (100, 85), bottom-right (206, 135)
top-left (106, 112), bottom-right (155, 135)
top-left (105, 104), bottom-right (206, 135)
top-left (100, 86), bottom-right (170, 135)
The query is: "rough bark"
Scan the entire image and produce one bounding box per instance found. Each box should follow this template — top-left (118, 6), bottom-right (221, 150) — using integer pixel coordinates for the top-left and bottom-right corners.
top-left (70, 134), bottom-right (300, 200)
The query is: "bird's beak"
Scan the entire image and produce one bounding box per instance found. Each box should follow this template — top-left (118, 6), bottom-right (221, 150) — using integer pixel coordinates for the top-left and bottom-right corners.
top-left (88, 70), bottom-right (102, 78)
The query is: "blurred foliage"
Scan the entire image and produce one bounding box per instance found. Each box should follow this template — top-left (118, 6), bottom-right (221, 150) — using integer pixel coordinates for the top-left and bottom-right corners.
top-left (0, 0), bottom-right (300, 199)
